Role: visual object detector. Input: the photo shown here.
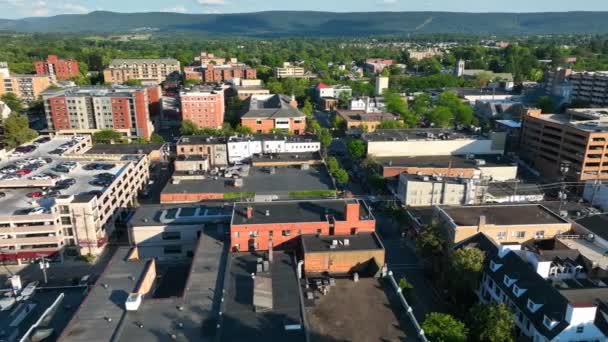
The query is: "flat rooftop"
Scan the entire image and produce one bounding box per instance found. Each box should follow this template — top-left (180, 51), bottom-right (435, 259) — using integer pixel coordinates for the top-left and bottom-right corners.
top-left (251, 152), bottom-right (321, 163)
top-left (62, 229), bottom-right (227, 342)
top-left (0, 138), bottom-right (130, 216)
top-left (576, 214), bottom-right (608, 241)
top-left (301, 232), bottom-right (384, 253)
top-left (440, 204), bottom-right (569, 226)
top-left (532, 113), bottom-right (608, 133)
top-left (363, 128), bottom-right (481, 142)
top-left (448, 87), bottom-right (514, 96)
top-left (305, 279), bottom-right (411, 341)
top-left (163, 165), bottom-right (334, 196)
top-left (376, 154), bottom-right (513, 168)
top-left (232, 199), bottom-right (373, 225)
top-left (177, 134), bottom-right (318, 145)
top-left (85, 144), bottom-right (164, 155)
top-left (219, 252), bottom-right (305, 342)
top-left (129, 202), bottom-right (233, 227)
top-left (337, 110), bottom-right (401, 122)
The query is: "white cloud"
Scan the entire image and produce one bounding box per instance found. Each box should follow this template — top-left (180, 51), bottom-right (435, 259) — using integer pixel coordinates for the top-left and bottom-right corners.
top-left (382, 0), bottom-right (398, 3)
top-left (163, 5), bottom-right (188, 13)
top-left (197, 0), bottom-right (227, 6)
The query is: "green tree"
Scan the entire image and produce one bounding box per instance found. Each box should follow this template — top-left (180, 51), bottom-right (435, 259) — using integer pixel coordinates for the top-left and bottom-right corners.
top-left (150, 133), bottom-right (165, 144)
top-left (1, 93), bottom-right (23, 114)
top-left (426, 106), bottom-right (454, 128)
top-left (317, 128), bottom-right (332, 148)
top-left (378, 120), bottom-right (404, 129)
top-left (333, 168), bottom-right (349, 185)
top-left (422, 313), bottom-right (468, 342)
top-left (383, 89), bottom-right (408, 115)
top-left (302, 99), bottom-right (314, 118)
top-left (454, 104), bottom-right (475, 126)
top-left (183, 79), bottom-right (200, 87)
top-left (411, 93), bottom-right (432, 115)
top-left (346, 139), bottom-right (366, 160)
top-left (468, 304), bottom-right (515, 342)
top-left (180, 120), bottom-right (200, 135)
top-left (326, 156), bottom-right (339, 173)
top-left (472, 71), bottom-right (494, 88)
top-left (3, 112), bottom-right (38, 149)
top-left (234, 125), bottom-right (253, 134)
top-left (535, 96), bottom-right (556, 114)
top-left (398, 277), bottom-right (414, 294)
top-left (450, 247), bottom-right (485, 292)
top-left (132, 137), bottom-right (148, 144)
top-left (416, 221), bottom-right (448, 280)
top-left (92, 129), bottom-right (124, 144)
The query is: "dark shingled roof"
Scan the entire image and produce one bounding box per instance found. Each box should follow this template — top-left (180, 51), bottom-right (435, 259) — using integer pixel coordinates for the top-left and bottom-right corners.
top-left (241, 94), bottom-right (305, 119)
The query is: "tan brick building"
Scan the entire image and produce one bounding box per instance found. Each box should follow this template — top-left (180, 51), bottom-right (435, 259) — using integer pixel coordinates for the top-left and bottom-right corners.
top-left (103, 58), bottom-right (181, 85)
top-left (521, 108), bottom-right (608, 181)
top-left (0, 73), bottom-right (52, 101)
top-left (434, 204), bottom-right (572, 245)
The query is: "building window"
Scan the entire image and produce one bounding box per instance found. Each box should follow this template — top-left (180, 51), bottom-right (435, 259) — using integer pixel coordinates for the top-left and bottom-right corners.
top-left (249, 231), bottom-right (259, 237)
top-left (535, 231), bottom-right (545, 239)
top-left (162, 232), bottom-right (181, 240)
top-left (61, 217), bottom-right (72, 225)
top-left (282, 230), bottom-right (291, 236)
top-left (163, 246), bottom-right (182, 254)
top-left (496, 232), bottom-right (506, 240)
top-left (514, 231), bottom-right (526, 238)
top-left (269, 231), bottom-right (274, 237)
top-left (234, 232), bottom-right (240, 238)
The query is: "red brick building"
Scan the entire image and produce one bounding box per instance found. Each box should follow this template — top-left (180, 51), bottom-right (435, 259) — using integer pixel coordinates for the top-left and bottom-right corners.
top-left (184, 52), bottom-right (256, 83)
top-left (35, 54), bottom-right (80, 81)
top-left (179, 86), bottom-right (225, 129)
top-left (230, 199), bottom-right (376, 252)
top-left (240, 94), bottom-right (307, 134)
top-left (42, 86), bottom-right (159, 140)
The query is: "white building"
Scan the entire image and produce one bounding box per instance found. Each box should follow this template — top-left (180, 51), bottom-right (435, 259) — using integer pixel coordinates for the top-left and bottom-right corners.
top-left (461, 234), bottom-right (608, 342)
top-left (363, 129), bottom-right (507, 157)
top-left (349, 97), bottom-right (386, 112)
top-left (375, 76), bottom-right (389, 96)
top-left (397, 174), bottom-right (478, 207)
top-left (227, 134), bottom-right (320, 163)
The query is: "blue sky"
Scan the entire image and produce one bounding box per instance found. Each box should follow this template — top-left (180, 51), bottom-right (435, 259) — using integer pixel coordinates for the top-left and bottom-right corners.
top-left (2, 0), bottom-right (608, 19)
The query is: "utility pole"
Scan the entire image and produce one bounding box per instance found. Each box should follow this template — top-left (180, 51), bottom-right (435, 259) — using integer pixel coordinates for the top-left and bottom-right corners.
top-left (39, 256), bottom-right (49, 284)
top-left (558, 161), bottom-right (571, 213)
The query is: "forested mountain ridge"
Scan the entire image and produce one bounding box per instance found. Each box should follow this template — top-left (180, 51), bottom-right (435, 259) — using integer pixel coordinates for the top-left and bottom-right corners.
top-left (1, 11), bottom-right (608, 35)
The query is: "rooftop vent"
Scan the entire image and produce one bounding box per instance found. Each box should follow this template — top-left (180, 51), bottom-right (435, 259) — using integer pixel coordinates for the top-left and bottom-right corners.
top-left (265, 210), bottom-right (270, 216)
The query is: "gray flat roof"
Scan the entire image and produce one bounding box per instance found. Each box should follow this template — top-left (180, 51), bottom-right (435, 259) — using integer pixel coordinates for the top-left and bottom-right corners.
top-left (576, 214), bottom-right (608, 241)
top-left (440, 204), bottom-right (569, 226)
top-left (85, 144), bottom-right (164, 155)
top-left (232, 199), bottom-right (372, 225)
top-left (219, 252), bottom-right (305, 342)
top-left (162, 165), bottom-right (334, 196)
top-left (129, 202), bottom-right (233, 227)
top-left (363, 128), bottom-right (480, 142)
top-left (301, 232), bottom-right (383, 253)
top-left (376, 154), bottom-right (513, 169)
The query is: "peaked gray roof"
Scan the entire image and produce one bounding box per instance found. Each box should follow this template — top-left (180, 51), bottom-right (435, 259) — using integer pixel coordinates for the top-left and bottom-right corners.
top-left (241, 94), bottom-right (305, 119)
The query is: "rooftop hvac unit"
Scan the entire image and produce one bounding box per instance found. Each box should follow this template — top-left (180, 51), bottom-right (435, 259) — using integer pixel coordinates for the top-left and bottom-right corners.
top-left (125, 293), bottom-right (142, 311)
top-left (475, 159), bottom-right (486, 166)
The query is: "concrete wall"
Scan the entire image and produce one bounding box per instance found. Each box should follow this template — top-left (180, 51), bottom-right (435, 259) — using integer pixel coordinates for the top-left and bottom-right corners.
top-left (478, 165), bottom-right (518, 181)
top-left (135, 259), bottom-right (156, 296)
top-left (367, 136), bottom-right (505, 157)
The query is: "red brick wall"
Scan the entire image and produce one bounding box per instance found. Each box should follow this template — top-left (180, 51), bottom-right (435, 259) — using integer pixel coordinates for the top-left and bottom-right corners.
top-left (241, 118), bottom-right (306, 134)
top-left (231, 221), bottom-right (331, 252)
top-left (146, 86), bottom-right (161, 116)
top-left (180, 92), bottom-right (225, 129)
top-left (133, 91), bottom-right (151, 139)
top-left (160, 192), bottom-right (224, 203)
top-left (35, 55), bottom-right (79, 80)
top-left (111, 97), bottom-right (132, 131)
top-left (304, 250), bottom-right (385, 274)
top-left (49, 98), bottom-right (69, 129)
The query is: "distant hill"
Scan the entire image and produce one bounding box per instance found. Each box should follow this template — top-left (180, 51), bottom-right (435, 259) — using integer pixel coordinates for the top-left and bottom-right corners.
top-left (1, 11), bottom-right (608, 36)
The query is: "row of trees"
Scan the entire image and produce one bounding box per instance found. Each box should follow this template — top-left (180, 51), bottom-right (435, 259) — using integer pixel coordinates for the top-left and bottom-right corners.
top-left (414, 223), bottom-right (516, 341)
top-left (1, 93), bottom-right (38, 149)
top-left (92, 129), bottom-right (165, 144)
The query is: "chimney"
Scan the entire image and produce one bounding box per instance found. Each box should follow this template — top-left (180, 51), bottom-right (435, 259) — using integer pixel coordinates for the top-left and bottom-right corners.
top-left (478, 215), bottom-right (486, 231)
top-left (345, 201), bottom-right (360, 222)
top-left (289, 94), bottom-right (298, 108)
top-left (246, 207), bottom-right (253, 219)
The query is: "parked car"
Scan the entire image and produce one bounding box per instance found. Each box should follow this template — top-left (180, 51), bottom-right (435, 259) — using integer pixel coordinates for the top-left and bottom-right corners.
top-left (16, 169), bottom-right (33, 176)
top-left (27, 207), bottom-right (46, 215)
top-left (26, 191), bottom-right (44, 198)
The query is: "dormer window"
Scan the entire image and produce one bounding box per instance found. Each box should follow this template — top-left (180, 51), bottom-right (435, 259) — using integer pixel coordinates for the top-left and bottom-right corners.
top-left (512, 284), bottom-right (527, 297)
top-left (527, 299), bottom-right (542, 313)
top-left (490, 260), bottom-right (503, 272)
top-left (543, 315), bottom-right (558, 330)
top-left (503, 275), bottom-right (516, 287)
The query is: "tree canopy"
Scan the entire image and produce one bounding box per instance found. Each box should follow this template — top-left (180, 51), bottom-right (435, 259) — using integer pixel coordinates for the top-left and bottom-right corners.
top-left (468, 303), bottom-right (515, 342)
top-left (4, 112), bottom-right (38, 149)
top-left (422, 312), bottom-right (468, 342)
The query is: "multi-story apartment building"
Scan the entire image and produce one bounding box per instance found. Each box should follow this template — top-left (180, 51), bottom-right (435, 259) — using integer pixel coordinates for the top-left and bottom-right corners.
top-left (42, 86), bottom-right (160, 140)
top-left (103, 58), bottom-right (181, 85)
top-left (179, 86), bottom-right (225, 129)
top-left (226, 134), bottom-right (320, 163)
top-left (0, 70), bottom-right (52, 101)
top-left (520, 108), bottom-right (608, 181)
top-left (463, 233), bottom-right (608, 342)
top-left (569, 71), bottom-right (608, 106)
top-left (240, 94), bottom-right (306, 134)
top-left (408, 48), bottom-right (443, 61)
top-left (434, 204), bottom-right (571, 245)
top-left (0, 136), bottom-right (150, 264)
top-left (230, 199), bottom-right (375, 252)
top-left (34, 54), bottom-right (80, 81)
top-left (364, 58), bottom-right (393, 74)
top-left (184, 52), bottom-right (256, 83)
top-left (397, 174), bottom-right (479, 207)
top-left (274, 62), bottom-right (313, 79)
